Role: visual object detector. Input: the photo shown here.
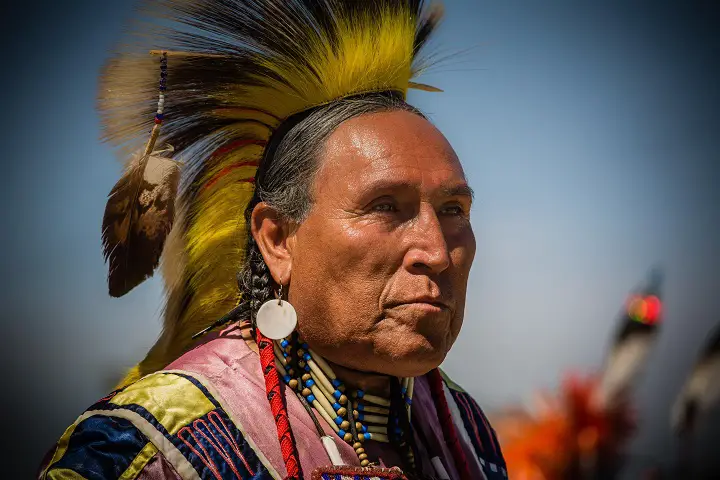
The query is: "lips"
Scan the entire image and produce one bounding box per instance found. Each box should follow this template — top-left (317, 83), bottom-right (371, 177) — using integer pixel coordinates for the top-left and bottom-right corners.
top-left (385, 296), bottom-right (452, 311)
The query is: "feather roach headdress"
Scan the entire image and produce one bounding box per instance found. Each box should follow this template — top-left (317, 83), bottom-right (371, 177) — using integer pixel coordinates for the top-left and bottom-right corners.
top-left (99, 0), bottom-right (443, 386)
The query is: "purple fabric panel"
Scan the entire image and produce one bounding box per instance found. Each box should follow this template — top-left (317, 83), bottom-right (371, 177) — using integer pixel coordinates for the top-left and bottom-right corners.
top-left (165, 323), bottom-right (358, 475)
top-left (411, 375), bottom-right (462, 480)
top-left (136, 452), bottom-right (183, 480)
top-left (410, 375), bottom-right (486, 480)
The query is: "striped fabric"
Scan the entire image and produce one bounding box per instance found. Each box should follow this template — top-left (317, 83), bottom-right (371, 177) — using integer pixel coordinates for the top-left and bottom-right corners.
top-left (39, 372), bottom-right (273, 480)
top-left (39, 354), bottom-right (503, 480)
top-left (440, 370), bottom-right (508, 480)
top-left (46, 415), bottom-right (150, 480)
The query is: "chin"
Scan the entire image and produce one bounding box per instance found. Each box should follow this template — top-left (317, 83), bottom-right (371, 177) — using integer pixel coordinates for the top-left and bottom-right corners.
top-left (374, 353), bottom-right (445, 378)
top-left (372, 334), bottom-right (449, 377)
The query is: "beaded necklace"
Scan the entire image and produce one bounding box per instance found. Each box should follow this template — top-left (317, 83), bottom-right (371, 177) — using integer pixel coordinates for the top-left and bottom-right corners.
top-left (272, 332), bottom-right (415, 467)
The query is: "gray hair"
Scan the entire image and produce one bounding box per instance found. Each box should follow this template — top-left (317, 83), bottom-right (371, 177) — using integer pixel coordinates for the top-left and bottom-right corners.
top-left (237, 92), bottom-right (425, 319)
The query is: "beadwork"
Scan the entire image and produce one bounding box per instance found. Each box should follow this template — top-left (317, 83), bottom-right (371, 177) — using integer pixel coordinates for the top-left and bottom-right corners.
top-left (156, 52), bottom-right (167, 124)
top-left (140, 51), bottom-right (167, 156)
top-left (273, 334), bottom-right (415, 467)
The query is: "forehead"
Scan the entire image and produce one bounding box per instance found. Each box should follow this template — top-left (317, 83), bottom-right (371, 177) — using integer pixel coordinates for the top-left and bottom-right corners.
top-left (315, 110), bottom-right (465, 195)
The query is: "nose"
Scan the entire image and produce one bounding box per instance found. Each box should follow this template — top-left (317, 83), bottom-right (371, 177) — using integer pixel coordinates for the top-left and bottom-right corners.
top-left (403, 204), bottom-right (451, 275)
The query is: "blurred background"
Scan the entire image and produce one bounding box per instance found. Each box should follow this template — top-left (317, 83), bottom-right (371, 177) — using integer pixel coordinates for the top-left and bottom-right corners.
top-left (2, 0), bottom-right (719, 477)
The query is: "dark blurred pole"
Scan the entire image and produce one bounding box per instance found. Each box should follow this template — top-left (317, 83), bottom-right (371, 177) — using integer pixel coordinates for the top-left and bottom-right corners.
top-left (671, 324), bottom-right (720, 478)
top-left (676, 429), bottom-right (694, 479)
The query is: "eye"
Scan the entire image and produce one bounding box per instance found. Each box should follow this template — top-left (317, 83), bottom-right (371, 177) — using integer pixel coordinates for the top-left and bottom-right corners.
top-left (371, 202), bottom-right (398, 213)
top-left (440, 204), bottom-right (466, 216)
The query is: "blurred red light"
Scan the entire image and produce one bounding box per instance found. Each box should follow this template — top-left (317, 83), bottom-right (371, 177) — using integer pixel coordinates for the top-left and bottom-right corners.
top-left (625, 295), bottom-right (661, 325)
top-left (643, 295), bottom-right (661, 324)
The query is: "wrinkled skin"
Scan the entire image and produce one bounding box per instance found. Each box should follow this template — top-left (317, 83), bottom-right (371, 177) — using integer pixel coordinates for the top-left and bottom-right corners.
top-left (252, 110), bottom-right (476, 378)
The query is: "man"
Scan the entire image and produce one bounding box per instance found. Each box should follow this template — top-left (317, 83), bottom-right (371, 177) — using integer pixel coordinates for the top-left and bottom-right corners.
top-left (39, 1), bottom-right (506, 478)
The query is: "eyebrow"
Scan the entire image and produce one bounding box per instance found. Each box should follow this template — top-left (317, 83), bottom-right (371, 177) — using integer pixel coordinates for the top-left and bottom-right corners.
top-left (442, 184), bottom-right (475, 200)
top-left (359, 179), bottom-right (475, 200)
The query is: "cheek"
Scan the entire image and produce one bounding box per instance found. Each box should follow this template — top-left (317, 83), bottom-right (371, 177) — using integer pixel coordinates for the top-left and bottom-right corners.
top-left (449, 228), bottom-right (475, 332)
top-left (290, 222), bottom-right (395, 341)
top-left (449, 227), bottom-right (476, 278)
top-left (295, 224), bottom-right (391, 290)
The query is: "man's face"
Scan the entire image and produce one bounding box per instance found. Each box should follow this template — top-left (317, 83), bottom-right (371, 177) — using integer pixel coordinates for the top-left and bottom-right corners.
top-left (287, 110), bottom-right (476, 377)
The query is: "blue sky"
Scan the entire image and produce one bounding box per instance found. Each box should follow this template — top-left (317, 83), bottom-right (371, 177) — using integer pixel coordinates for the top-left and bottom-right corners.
top-left (2, 0), bottom-right (719, 476)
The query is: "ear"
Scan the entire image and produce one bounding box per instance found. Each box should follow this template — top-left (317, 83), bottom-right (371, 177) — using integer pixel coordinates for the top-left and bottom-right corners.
top-left (250, 202), bottom-right (294, 285)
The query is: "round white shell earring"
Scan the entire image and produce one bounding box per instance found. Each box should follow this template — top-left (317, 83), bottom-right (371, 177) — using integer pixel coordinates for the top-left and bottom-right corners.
top-left (255, 284), bottom-right (297, 340)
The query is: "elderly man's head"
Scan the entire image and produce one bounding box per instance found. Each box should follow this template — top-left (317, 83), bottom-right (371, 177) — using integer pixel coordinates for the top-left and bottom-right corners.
top-left (246, 93), bottom-right (475, 377)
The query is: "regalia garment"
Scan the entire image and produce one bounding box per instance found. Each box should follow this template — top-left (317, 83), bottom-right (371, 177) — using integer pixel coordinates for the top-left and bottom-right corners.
top-left (39, 323), bottom-right (507, 480)
top-left (40, 0), bottom-right (506, 478)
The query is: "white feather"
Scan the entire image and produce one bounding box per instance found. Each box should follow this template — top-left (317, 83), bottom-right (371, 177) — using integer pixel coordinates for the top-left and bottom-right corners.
top-left (597, 334), bottom-right (656, 408)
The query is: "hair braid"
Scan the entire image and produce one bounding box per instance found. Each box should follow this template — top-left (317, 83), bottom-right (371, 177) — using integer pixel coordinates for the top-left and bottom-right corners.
top-left (236, 192), bottom-right (277, 329)
top-left (247, 235), bottom-right (274, 324)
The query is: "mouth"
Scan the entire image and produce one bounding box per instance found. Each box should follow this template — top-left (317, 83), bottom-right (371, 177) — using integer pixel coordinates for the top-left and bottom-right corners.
top-left (385, 299), bottom-right (451, 313)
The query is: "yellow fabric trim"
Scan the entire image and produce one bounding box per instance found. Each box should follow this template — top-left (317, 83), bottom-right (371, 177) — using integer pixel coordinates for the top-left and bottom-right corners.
top-left (119, 442), bottom-right (159, 480)
top-left (39, 419), bottom-right (82, 479)
top-left (45, 468), bottom-right (88, 480)
top-left (109, 372), bottom-right (215, 435)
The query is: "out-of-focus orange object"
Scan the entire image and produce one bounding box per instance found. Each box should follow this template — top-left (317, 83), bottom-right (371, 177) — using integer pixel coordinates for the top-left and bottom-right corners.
top-left (493, 373), bottom-right (637, 479)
